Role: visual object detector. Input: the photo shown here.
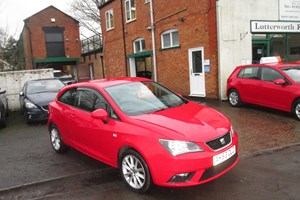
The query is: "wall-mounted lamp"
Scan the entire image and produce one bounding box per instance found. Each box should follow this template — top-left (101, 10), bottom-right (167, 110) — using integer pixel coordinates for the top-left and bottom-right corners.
top-left (50, 18), bottom-right (56, 23)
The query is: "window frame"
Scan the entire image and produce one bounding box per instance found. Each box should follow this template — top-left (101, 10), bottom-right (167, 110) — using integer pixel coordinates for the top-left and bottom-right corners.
top-left (125, 0), bottom-right (136, 23)
top-left (260, 67), bottom-right (285, 82)
top-left (105, 9), bottom-right (114, 31)
top-left (133, 38), bottom-right (146, 53)
top-left (161, 29), bottom-right (179, 49)
top-left (237, 66), bottom-right (260, 80)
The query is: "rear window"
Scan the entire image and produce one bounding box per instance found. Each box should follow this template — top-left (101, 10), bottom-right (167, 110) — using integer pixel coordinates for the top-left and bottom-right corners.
top-left (237, 67), bottom-right (259, 79)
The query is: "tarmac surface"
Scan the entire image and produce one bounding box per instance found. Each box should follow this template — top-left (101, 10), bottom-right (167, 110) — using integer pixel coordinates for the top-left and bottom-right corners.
top-left (0, 99), bottom-right (300, 199)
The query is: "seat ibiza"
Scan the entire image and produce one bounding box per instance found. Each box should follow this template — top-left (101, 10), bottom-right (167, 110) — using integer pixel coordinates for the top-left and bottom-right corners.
top-left (48, 77), bottom-right (239, 192)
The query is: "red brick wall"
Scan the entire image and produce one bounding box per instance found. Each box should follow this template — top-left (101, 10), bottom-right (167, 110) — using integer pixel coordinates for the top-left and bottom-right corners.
top-left (22, 6), bottom-right (81, 69)
top-left (100, 0), bottom-right (218, 98)
top-left (100, 1), bottom-right (127, 77)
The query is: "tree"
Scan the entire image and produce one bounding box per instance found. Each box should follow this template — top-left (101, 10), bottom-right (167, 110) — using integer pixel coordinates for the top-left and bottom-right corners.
top-left (69, 0), bottom-right (101, 38)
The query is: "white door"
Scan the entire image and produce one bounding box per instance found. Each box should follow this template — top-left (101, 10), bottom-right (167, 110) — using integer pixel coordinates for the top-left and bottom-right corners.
top-left (189, 47), bottom-right (206, 97)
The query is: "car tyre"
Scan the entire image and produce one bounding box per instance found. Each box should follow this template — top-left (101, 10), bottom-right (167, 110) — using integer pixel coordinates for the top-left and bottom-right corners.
top-left (24, 113), bottom-right (31, 124)
top-left (119, 149), bottom-right (152, 193)
top-left (228, 89), bottom-right (242, 107)
top-left (292, 99), bottom-right (300, 121)
top-left (0, 107), bottom-right (7, 128)
top-left (49, 124), bottom-right (69, 153)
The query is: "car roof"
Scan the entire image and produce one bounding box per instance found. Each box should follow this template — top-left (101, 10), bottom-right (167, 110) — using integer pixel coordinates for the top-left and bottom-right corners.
top-left (67, 77), bottom-right (152, 89)
top-left (238, 62), bottom-right (300, 70)
top-left (25, 78), bottom-right (61, 83)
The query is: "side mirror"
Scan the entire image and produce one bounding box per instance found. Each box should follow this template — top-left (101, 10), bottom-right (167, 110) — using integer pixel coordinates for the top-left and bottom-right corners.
top-left (274, 78), bottom-right (286, 85)
top-left (91, 109), bottom-right (109, 124)
top-left (0, 89), bottom-right (6, 95)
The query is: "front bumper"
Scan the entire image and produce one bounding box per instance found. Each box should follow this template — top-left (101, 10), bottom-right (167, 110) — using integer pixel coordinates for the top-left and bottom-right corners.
top-left (149, 133), bottom-right (239, 187)
top-left (25, 108), bottom-right (49, 122)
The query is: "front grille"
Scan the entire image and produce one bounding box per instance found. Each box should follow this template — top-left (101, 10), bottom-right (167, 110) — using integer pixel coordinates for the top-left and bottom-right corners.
top-left (199, 153), bottom-right (238, 182)
top-left (206, 132), bottom-right (231, 150)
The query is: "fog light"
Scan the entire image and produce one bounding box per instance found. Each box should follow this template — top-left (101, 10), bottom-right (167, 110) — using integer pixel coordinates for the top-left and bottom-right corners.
top-left (168, 172), bottom-right (195, 183)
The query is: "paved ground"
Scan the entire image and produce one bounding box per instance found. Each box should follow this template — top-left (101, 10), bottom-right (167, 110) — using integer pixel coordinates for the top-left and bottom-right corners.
top-left (0, 99), bottom-right (300, 199)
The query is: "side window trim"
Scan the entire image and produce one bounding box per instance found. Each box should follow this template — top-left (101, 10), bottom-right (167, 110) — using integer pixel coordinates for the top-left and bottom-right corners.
top-left (237, 66), bottom-right (259, 80)
top-left (260, 67), bottom-right (285, 82)
top-left (58, 87), bottom-right (77, 107)
top-left (75, 87), bottom-right (120, 120)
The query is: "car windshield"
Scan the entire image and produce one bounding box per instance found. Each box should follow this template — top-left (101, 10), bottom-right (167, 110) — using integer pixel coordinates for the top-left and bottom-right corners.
top-left (282, 66), bottom-right (300, 83)
top-left (26, 80), bottom-right (65, 94)
top-left (105, 82), bottom-right (187, 116)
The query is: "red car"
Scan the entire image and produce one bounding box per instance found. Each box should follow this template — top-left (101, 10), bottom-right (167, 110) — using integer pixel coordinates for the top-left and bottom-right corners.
top-left (48, 77), bottom-right (238, 192)
top-left (227, 57), bottom-right (300, 120)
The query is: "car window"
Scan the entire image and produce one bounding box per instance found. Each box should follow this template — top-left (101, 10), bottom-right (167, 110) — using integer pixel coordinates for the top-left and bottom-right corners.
top-left (105, 82), bottom-right (187, 116)
top-left (26, 80), bottom-right (65, 94)
top-left (282, 67), bottom-right (300, 83)
top-left (237, 67), bottom-right (259, 79)
top-left (75, 89), bottom-right (106, 112)
top-left (58, 88), bottom-right (77, 106)
top-left (261, 67), bottom-right (284, 82)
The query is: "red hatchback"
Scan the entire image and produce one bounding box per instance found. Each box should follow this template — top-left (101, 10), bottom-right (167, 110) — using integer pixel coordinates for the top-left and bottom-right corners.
top-left (48, 78), bottom-right (238, 192)
top-left (227, 57), bottom-right (300, 120)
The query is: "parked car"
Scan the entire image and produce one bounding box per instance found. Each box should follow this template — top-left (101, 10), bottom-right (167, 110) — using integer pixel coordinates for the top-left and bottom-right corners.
top-left (53, 70), bottom-right (76, 85)
top-left (48, 77), bottom-right (239, 193)
top-left (227, 56), bottom-right (300, 120)
top-left (0, 87), bottom-right (9, 127)
top-left (20, 79), bottom-right (65, 123)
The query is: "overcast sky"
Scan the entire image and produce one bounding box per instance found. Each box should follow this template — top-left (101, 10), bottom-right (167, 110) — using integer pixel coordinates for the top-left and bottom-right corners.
top-left (0, 0), bottom-right (74, 38)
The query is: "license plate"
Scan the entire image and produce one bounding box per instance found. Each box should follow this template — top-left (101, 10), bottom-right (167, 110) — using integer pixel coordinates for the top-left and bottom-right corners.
top-left (213, 145), bottom-right (236, 166)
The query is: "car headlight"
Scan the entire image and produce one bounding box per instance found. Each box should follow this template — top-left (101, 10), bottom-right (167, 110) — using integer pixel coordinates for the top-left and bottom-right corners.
top-left (159, 139), bottom-right (203, 156)
top-left (25, 101), bottom-right (37, 109)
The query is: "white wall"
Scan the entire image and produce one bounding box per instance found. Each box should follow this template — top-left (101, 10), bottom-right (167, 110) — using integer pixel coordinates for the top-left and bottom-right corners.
top-left (217, 0), bottom-right (279, 100)
top-left (0, 69), bottom-right (54, 111)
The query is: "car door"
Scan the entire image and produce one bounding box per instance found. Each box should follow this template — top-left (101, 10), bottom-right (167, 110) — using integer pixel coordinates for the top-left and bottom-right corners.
top-left (236, 66), bottom-right (261, 104)
top-left (55, 87), bottom-right (78, 146)
top-left (71, 88), bottom-right (120, 165)
top-left (258, 67), bottom-right (293, 110)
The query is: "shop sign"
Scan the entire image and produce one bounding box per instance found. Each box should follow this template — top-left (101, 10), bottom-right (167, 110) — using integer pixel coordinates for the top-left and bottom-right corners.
top-left (279, 0), bottom-right (300, 21)
top-left (251, 20), bottom-right (300, 33)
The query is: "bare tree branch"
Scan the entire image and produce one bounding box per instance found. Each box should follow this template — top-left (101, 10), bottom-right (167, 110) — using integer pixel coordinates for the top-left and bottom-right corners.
top-left (69, 0), bottom-right (101, 38)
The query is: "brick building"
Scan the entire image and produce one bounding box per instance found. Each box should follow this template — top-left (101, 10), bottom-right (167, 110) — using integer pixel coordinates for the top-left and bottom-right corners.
top-left (20, 6), bottom-right (81, 79)
top-left (99, 0), bottom-right (218, 98)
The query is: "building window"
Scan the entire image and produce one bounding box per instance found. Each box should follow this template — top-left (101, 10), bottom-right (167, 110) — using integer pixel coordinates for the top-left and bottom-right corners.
top-left (105, 9), bottom-right (114, 30)
top-left (133, 38), bottom-right (145, 53)
top-left (43, 26), bottom-right (65, 57)
top-left (125, 0), bottom-right (136, 22)
top-left (252, 33), bottom-right (300, 63)
top-left (145, 0), bottom-right (150, 3)
top-left (161, 29), bottom-right (179, 49)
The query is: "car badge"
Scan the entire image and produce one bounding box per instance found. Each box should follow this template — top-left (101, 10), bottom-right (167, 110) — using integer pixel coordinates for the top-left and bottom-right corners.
top-left (220, 138), bottom-right (225, 145)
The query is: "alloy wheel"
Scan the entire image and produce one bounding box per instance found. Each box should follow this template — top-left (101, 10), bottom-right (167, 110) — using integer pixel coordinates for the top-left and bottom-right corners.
top-left (229, 91), bottom-right (239, 106)
top-left (122, 155), bottom-right (146, 190)
top-left (51, 128), bottom-right (61, 151)
top-left (295, 103), bottom-right (300, 120)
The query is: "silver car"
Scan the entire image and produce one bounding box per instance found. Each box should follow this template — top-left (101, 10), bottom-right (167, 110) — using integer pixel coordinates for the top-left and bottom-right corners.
top-left (0, 87), bottom-right (8, 127)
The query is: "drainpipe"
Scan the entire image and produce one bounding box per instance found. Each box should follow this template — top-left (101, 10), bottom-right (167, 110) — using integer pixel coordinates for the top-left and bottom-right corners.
top-left (150, 0), bottom-right (157, 81)
top-left (216, 1), bottom-right (223, 100)
top-left (120, 0), bottom-right (128, 76)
